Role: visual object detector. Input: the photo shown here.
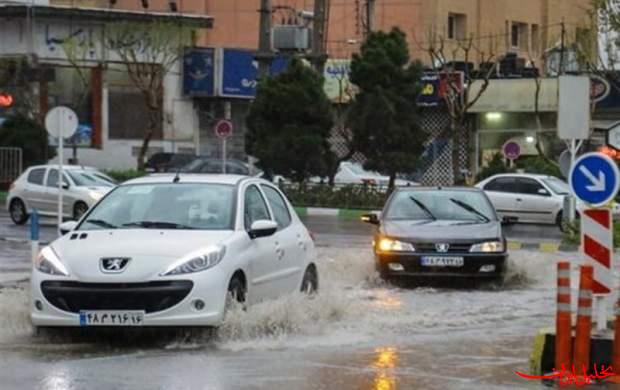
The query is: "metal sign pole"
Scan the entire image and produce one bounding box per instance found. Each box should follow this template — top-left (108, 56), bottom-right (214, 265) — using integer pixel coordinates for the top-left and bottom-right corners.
top-left (222, 138), bottom-right (227, 174)
top-left (57, 114), bottom-right (64, 234)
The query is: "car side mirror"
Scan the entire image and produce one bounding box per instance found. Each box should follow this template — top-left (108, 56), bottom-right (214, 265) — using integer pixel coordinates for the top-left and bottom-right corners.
top-left (61, 181), bottom-right (70, 190)
top-left (537, 188), bottom-right (549, 196)
top-left (59, 220), bottom-right (78, 235)
top-left (248, 220), bottom-right (278, 239)
top-left (361, 213), bottom-right (380, 225)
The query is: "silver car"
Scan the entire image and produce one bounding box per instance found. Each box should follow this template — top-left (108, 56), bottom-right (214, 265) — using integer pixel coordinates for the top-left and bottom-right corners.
top-left (7, 165), bottom-right (116, 225)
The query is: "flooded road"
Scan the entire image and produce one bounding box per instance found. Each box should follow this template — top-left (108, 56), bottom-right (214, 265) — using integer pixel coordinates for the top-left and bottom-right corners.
top-left (0, 232), bottom-right (578, 389)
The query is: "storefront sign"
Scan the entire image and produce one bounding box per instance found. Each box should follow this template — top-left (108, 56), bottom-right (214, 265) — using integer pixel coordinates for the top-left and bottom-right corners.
top-left (219, 48), bottom-right (288, 98)
top-left (323, 59), bottom-right (356, 103)
top-left (417, 72), bottom-right (463, 107)
top-left (183, 48), bottom-right (215, 97)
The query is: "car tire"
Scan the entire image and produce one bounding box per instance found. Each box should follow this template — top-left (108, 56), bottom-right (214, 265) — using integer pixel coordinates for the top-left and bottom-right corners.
top-left (300, 265), bottom-right (319, 294)
top-left (73, 201), bottom-right (89, 221)
top-left (556, 211), bottom-right (564, 232)
top-left (9, 198), bottom-right (29, 225)
top-left (226, 276), bottom-right (246, 309)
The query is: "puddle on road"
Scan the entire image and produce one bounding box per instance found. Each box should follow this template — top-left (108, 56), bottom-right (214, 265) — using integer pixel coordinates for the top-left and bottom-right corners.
top-left (0, 248), bottom-right (575, 355)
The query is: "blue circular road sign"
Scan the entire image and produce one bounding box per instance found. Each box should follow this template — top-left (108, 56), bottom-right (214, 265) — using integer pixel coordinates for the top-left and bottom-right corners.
top-left (569, 152), bottom-right (620, 206)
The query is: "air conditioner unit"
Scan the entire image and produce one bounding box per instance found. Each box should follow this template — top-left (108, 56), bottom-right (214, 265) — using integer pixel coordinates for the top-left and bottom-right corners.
top-left (272, 26), bottom-right (311, 51)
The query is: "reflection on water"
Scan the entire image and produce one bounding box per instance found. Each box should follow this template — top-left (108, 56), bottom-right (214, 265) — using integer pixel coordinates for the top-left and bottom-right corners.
top-left (373, 291), bottom-right (403, 309)
top-left (41, 367), bottom-right (72, 390)
top-left (373, 347), bottom-right (398, 390)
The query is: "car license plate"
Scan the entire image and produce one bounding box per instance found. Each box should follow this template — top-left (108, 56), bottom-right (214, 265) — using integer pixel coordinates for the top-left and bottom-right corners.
top-left (421, 256), bottom-right (464, 267)
top-left (79, 310), bottom-right (144, 326)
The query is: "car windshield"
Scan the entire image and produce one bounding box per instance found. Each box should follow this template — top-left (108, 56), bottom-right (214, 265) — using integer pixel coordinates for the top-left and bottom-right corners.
top-left (541, 177), bottom-right (570, 195)
top-left (385, 190), bottom-right (496, 222)
top-left (67, 170), bottom-right (115, 187)
top-left (78, 183), bottom-right (235, 231)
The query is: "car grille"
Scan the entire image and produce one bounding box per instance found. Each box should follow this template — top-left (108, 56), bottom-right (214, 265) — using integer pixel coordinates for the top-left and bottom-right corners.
top-left (414, 242), bottom-right (473, 253)
top-left (41, 281), bottom-right (193, 314)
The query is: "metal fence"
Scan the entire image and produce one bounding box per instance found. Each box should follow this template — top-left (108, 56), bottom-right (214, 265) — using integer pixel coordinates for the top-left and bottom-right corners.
top-left (0, 147), bottom-right (23, 188)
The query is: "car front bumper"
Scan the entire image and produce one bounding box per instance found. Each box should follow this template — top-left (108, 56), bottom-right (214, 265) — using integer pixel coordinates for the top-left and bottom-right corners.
top-left (376, 252), bottom-right (507, 279)
top-left (30, 268), bottom-right (230, 328)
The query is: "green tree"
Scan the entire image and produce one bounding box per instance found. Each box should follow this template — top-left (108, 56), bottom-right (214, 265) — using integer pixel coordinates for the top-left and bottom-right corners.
top-left (348, 28), bottom-right (424, 190)
top-left (0, 115), bottom-right (56, 167)
top-left (246, 59), bottom-right (334, 183)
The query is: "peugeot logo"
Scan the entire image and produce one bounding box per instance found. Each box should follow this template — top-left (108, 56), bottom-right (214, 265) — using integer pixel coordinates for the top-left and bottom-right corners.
top-left (435, 243), bottom-right (450, 253)
top-left (100, 257), bottom-right (131, 273)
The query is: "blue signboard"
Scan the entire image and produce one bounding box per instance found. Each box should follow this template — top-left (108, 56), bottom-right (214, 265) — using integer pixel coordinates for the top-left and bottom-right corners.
top-left (183, 48), bottom-right (215, 97)
top-left (569, 152), bottom-right (620, 206)
top-left (220, 48), bottom-right (289, 98)
top-left (417, 73), bottom-right (443, 107)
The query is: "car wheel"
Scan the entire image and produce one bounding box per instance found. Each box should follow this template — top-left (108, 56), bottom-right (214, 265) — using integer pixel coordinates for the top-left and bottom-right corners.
top-left (73, 201), bottom-right (88, 220)
top-left (9, 198), bottom-right (29, 225)
top-left (300, 265), bottom-right (318, 294)
top-left (226, 276), bottom-right (246, 309)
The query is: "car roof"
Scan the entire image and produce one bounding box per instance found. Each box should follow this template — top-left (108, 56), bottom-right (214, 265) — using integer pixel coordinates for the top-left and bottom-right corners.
top-left (123, 173), bottom-right (256, 186)
top-left (26, 164), bottom-right (99, 171)
top-left (394, 186), bottom-right (483, 192)
top-left (484, 173), bottom-right (559, 180)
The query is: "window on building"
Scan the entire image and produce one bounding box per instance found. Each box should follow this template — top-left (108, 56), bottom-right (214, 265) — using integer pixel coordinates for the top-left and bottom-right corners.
top-left (511, 22), bottom-right (529, 51)
top-left (531, 24), bottom-right (540, 54)
top-left (448, 13), bottom-right (467, 40)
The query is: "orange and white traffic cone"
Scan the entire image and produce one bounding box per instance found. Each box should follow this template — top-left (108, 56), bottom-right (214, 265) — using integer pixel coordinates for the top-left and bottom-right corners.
top-left (555, 261), bottom-right (572, 371)
top-left (606, 299), bottom-right (620, 383)
top-left (573, 265), bottom-right (593, 378)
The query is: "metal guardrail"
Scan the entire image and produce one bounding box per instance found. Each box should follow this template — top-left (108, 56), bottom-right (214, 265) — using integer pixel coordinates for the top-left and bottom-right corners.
top-left (0, 147), bottom-right (23, 185)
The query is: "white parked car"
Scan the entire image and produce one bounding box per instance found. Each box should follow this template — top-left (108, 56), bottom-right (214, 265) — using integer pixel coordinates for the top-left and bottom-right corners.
top-left (31, 174), bottom-right (318, 329)
top-left (476, 173), bottom-right (620, 227)
top-left (7, 165), bottom-right (116, 225)
top-left (310, 161), bottom-right (418, 187)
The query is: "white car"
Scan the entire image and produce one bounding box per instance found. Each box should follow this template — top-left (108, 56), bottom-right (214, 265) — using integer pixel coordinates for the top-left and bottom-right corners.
top-left (311, 161), bottom-right (418, 187)
top-left (476, 173), bottom-right (620, 227)
top-left (7, 165), bottom-right (115, 224)
top-left (30, 174), bottom-right (318, 329)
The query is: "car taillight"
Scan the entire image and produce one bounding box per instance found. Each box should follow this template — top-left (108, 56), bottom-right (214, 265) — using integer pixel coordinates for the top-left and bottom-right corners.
top-left (362, 178), bottom-right (376, 185)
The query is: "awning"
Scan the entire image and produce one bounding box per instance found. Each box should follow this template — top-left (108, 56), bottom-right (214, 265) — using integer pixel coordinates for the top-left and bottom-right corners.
top-left (0, 4), bottom-right (213, 28)
top-left (592, 119), bottom-right (620, 131)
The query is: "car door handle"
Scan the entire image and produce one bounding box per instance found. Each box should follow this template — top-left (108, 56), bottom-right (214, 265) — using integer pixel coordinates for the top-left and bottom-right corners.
top-left (516, 198), bottom-right (523, 202)
top-left (276, 247), bottom-right (285, 260)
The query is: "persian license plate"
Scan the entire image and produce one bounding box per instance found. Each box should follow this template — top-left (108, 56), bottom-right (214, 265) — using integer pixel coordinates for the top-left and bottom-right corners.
top-left (79, 310), bottom-right (144, 326)
top-left (421, 256), bottom-right (464, 267)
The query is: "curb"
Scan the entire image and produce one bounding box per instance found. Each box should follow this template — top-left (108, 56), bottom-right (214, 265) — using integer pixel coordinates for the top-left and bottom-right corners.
top-left (507, 241), bottom-right (578, 253)
top-left (0, 236), bottom-right (49, 245)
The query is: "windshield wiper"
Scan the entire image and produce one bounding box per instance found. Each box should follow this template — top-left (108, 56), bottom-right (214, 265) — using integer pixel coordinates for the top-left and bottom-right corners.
top-left (84, 219), bottom-right (117, 229)
top-left (409, 196), bottom-right (437, 221)
top-left (449, 198), bottom-right (491, 223)
top-left (121, 221), bottom-right (196, 230)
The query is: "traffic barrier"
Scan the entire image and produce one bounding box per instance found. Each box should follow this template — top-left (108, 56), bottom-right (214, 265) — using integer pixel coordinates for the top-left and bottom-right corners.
top-left (555, 261), bottom-right (572, 370)
top-left (608, 298), bottom-right (620, 383)
top-left (573, 265), bottom-right (593, 373)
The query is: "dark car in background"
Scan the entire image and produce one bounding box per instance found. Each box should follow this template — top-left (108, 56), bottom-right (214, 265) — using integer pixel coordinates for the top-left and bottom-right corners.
top-left (181, 157), bottom-right (262, 176)
top-left (144, 153), bottom-right (195, 173)
top-left (362, 187), bottom-right (508, 282)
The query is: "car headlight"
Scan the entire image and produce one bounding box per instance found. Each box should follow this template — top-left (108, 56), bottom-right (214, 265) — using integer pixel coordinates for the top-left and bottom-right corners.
top-left (161, 245), bottom-right (226, 275)
top-left (470, 241), bottom-right (504, 253)
top-left (88, 191), bottom-right (104, 200)
top-left (36, 246), bottom-right (69, 276)
top-left (376, 237), bottom-right (415, 252)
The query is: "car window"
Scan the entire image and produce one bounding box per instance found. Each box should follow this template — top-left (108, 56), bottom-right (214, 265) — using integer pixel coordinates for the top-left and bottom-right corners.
top-left (46, 169), bottom-right (71, 188)
top-left (244, 185), bottom-right (271, 230)
top-left (67, 170), bottom-right (114, 187)
top-left (483, 177), bottom-right (517, 193)
top-left (516, 178), bottom-right (546, 195)
top-left (227, 162), bottom-right (248, 175)
top-left (27, 168), bottom-right (46, 185)
top-left (78, 183), bottom-right (235, 231)
top-left (542, 178), bottom-right (569, 195)
top-left (261, 185), bottom-right (292, 228)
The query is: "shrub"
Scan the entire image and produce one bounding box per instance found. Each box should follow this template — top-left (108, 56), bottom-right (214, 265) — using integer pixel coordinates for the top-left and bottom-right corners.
top-left (0, 115), bottom-right (56, 167)
top-left (280, 183), bottom-right (388, 210)
top-left (105, 169), bottom-right (146, 183)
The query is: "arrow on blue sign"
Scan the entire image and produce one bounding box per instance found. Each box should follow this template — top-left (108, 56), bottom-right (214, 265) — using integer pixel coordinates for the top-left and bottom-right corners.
top-left (569, 152), bottom-right (620, 206)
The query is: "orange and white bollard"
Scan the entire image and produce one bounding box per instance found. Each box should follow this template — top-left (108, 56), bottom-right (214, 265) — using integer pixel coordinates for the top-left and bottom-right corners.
top-left (555, 261), bottom-right (572, 370)
top-left (608, 299), bottom-right (620, 383)
top-left (573, 265), bottom-right (593, 374)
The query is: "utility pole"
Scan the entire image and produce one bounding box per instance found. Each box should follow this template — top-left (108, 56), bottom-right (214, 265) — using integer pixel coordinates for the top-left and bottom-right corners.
top-left (365, 0), bottom-right (375, 37)
top-left (559, 19), bottom-right (566, 75)
top-left (257, 0), bottom-right (273, 78)
top-left (311, 0), bottom-right (328, 74)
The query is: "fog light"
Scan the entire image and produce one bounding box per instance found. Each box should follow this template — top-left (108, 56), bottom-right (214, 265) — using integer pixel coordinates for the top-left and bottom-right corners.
top-left (479, 265), bottom-right (496, 273)
top-left (388, 263), bottom-right (404, 271)
top-left (34, 300), bottom-right (43, 311)
top-left (192, 299), bottom-right (205, 311)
